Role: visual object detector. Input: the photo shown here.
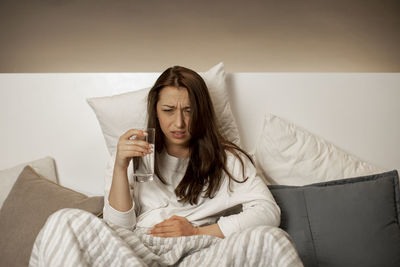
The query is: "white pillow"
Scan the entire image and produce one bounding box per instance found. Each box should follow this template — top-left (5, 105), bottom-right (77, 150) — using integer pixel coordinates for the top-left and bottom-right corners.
top-left (255, 113), bottom-right (386, 186)
top-left (0, 157), bottom-right (58, 209)
top-left (87, 62), bottom-right (241, 155)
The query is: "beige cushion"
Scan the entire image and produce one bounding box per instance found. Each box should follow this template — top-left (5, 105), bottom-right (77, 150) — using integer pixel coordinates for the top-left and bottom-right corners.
top-left (0, 166), bottom-right (103, 267)
top-left (0, 156), bottom-right (58, 209)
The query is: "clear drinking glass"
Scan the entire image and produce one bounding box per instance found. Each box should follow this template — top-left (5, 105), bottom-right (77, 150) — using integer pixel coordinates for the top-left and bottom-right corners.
top-left (132, 128), bottom-right (155, 182)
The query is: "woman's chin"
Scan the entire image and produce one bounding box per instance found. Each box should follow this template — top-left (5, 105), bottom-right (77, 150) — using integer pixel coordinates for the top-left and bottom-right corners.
top-left (167, 137), bottom-right (190, 147)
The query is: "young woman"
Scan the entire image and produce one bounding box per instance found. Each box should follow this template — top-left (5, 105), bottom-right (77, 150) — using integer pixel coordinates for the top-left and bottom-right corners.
top-left (104, 66), bottom-right (280, 238)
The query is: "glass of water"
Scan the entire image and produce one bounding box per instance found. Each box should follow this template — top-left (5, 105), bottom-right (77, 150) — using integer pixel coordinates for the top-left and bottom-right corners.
top-left (133, 128), bottom-right (155, 182)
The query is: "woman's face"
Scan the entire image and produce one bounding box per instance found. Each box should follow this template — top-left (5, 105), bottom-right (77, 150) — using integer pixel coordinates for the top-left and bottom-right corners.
top-left (156, 86), bottom-right (192, 154)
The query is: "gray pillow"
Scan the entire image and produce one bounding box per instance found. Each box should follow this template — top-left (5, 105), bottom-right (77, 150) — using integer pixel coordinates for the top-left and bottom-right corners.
top-left (0, 166), bottom-right (104, 267)
top-left (268, 170), bottom-right (400, 267)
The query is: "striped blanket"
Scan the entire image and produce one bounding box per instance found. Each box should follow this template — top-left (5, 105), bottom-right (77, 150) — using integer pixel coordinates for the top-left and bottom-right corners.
top-left (29, 208), bottom-right (303, 267)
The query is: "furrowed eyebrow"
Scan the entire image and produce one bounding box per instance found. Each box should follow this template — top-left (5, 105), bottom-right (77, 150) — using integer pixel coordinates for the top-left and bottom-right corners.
top-left (161, 105), bottom-right (191, 108)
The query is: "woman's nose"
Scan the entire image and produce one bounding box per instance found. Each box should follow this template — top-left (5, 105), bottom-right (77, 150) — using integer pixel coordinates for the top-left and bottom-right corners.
top-left (174, 111), bottom-right (185, 128)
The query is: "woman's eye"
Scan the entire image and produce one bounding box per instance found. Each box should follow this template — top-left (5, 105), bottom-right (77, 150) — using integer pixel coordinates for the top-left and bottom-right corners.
top-left (162, 109), bottom-right (173, 112)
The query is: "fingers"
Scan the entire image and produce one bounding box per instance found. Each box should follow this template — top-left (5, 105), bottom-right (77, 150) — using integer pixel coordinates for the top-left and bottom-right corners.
top-left (152, 216), bottom-right (186, 228)
top-left (117, 129), bottom-right (153, 159)
top-left (148, 225), bottom-right (176, 234)
top-left (152, 219), bottom-right (176, 228)
top-left (120, 140), bottom-right (152, 152)
top-left (121, 129), bottom-right (148, 141)
top-left (169, 215), bottom-right (186, 221)
top-left (148, 220), bottom-right (179, 235)
top-left (118, 149), bottom-right (148, 159)
top-left (148, 226), bottom-right (182, 237)
top-left (117, 141), bottom-right (152, 157)
top-left (148, 216), bottom-right (195, 237)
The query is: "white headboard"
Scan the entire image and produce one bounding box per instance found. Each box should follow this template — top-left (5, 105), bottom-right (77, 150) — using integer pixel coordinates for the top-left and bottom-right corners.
top-left (1, 73), bottom-right (399, 196)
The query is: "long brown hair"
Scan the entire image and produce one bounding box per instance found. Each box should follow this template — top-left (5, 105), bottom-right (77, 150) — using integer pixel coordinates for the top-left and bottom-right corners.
top-left (147, 66), bottom-right (253, 205)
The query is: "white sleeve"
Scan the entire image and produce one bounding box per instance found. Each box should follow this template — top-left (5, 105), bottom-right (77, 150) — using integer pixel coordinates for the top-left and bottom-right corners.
top-left (103, 153), bottom-right (137, 230)
top-left (217, 152), bottom-right (281, 237)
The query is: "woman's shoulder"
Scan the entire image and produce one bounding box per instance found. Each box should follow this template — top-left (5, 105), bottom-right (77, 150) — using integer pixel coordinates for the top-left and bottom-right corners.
top-left (220, 147), bottom-right (262, 188)
top-left (224, 147), bottom-right (255, 170)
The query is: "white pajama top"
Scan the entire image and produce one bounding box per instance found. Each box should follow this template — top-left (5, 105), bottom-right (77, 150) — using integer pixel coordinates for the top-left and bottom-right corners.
top-left (103, 150), bottom-right (280, 237)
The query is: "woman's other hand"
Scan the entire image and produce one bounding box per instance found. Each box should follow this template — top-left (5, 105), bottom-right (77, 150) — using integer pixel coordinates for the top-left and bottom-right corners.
top-left (148, 216), bottom-right (198, 237)
top-left (115, 129), bottom-right (152, 170)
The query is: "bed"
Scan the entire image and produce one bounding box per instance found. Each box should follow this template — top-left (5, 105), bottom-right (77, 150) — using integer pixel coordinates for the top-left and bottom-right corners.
top-left (0, 63), bottom-right (399, 266)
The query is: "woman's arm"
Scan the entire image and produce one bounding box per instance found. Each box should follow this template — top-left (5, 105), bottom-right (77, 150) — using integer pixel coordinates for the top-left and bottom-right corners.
top-left (103, 129), bottom-right (152, 229)
top-left (103, 154), bottom-right (136, 229)
top-left (108, 163), bottom-right (133, 211)
top-left (197, 223), bottom-right (224, 238)
top-left (148, 216), bottom-right (225, 238)
top-left (215, 151), bottom-right (281, 237)
top-left (217, 198), bottom-right (280, 237)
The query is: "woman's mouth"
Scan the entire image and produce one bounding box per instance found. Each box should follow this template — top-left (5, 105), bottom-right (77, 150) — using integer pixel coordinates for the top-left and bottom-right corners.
top-left (171, 131), bottom-right (185, 139)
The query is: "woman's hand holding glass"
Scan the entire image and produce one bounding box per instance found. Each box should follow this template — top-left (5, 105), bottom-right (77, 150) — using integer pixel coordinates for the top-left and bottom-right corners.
top-left (115, 129), bottom-right (152, 170)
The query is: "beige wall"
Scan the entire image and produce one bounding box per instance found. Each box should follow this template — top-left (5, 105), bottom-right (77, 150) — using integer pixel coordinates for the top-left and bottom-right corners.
top-left (0, 0), bottom-right (399, 72)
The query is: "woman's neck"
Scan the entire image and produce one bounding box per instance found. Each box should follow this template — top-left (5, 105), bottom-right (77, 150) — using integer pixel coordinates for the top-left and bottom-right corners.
top-left (165, 145), bottom-right (190, 158)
